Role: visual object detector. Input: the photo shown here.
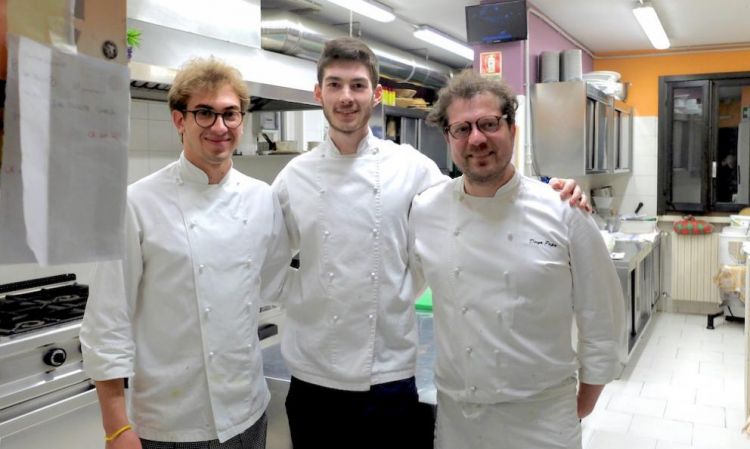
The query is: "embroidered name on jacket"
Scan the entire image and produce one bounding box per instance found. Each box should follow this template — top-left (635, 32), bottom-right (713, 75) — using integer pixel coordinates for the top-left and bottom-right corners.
top-left (528, 238), bottom-right (558, 248)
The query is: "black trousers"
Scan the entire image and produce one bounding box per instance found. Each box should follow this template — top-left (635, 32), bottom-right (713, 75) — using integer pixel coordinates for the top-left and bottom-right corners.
top-left (140, 413), bottom-right (267, 449)
top-left (285, 376), bottom-right (433, 449)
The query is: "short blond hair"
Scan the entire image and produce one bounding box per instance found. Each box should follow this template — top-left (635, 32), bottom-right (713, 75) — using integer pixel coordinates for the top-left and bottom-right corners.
top-left (168, 57), bottom-right (249, 112)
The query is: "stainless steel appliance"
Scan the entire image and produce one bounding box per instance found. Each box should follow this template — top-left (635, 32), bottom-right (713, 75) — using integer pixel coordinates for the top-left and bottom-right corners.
top-left (0, 274), bottom-right (102, 449)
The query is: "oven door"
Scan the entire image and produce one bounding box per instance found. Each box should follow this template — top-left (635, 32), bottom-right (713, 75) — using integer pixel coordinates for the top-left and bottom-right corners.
top-left (0, 380), bottom-right (102, 449)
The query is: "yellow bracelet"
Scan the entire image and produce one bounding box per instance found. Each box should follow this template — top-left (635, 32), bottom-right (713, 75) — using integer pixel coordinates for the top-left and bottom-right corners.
top-left (105, 424), bottom-right (132, 442)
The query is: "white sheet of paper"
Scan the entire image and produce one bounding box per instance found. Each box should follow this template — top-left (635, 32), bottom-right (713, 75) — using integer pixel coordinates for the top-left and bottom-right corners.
top-left (0, 35), bottom-right (37, 264)
top-left (0, 34), bottom-right (129, 265)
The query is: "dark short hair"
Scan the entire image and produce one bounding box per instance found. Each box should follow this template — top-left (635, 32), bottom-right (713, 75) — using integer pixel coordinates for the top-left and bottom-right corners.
top-left (317, 37), bottom-right (380, 88)
top-left (426, 70), bottom-right (518, 131)
top-left (168, 57), bottom-right (249, 112)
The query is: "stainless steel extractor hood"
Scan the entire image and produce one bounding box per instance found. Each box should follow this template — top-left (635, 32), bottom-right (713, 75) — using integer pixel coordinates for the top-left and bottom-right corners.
top-left (260, 10), bottom-right (454, 89)
top-left (125, 0), bottom-right (453, 110)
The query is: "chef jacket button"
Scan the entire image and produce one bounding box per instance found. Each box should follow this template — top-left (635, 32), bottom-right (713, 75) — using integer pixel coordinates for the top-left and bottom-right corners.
top-left (208, 351), bottom-right (215, 358)
top-left (372, 228), bottom-right (378, 236)
top-left (204, 307), bottom-right (211, 314)
top-left (494, 349), bottom-right (500, 355)
top-left (247, 343), bottom-right (253, 349)
top-left (495, 309), bottom-right (501, 315)
top-left (370, 272), bottom-right (377, 279)
top-left (453, 267), bottom-right (461, 277)
top-left (324, 230), bottom-right (330, 238)
top-left (368, 314), bottom-right (374, 320)
top-left (373, 187), bottom-right (379, 194)
top-left (373, 148), bottom-right (379, 154)
top-left (507, 233), bottom-right (513, 241)
top-left (332, 315), bottom-right (339, 322)
top-left (328, 272), bottom-right (335, 279)
top-left (465, 346), bottom-right (473, 354)
top-left (470, 386), bottom-right (477, 392)
top-left (461, 306), bottom-right (468, 314)
top-left (319, 188), bottom-right (326, 194)
top-left (189, 222), bottom-right (196, 229)
top-left (453, 229), bottom-right (460, 236)
top-left (246, 259), bottom-right (253, 266)
top-left (247, 301), bottom-right (253, 307)
top-left (199, 264), bottom-right (205, 273)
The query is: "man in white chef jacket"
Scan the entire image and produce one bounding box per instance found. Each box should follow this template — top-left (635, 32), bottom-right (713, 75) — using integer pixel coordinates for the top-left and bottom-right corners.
top-left (80, 58), bottom-right (290, 449)
top-left (271, 37), bottom-right (588, 449)
top-left (409, 70), bottom-right (626, 449)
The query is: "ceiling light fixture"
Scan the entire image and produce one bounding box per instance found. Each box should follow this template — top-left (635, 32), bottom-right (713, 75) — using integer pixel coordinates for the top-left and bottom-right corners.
top-left (325, 0), bottom-right (395, 23)
top-left (632, 1), bottom-right (670, 49)
top-left (413, 26), bottom-right (474, 61)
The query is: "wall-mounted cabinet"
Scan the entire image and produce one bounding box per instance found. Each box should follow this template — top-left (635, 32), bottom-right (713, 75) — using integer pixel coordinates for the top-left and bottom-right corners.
top-left (369, 104), bottom-right (451, 174)
top-left (532, 80), bottom-right (631, 177)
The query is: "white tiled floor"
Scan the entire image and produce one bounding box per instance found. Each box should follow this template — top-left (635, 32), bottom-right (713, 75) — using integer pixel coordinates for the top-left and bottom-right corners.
top-left (582, 312), bottom-right (750, 449)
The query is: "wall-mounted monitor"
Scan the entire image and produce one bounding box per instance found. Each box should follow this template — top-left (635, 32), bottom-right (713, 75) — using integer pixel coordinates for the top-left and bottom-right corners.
top-left (465, 0), bottom-right (528, 45)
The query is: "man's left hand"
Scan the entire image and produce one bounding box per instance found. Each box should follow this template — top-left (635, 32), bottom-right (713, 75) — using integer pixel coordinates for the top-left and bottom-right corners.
top-left (549, 178), bottom-right (592, 213)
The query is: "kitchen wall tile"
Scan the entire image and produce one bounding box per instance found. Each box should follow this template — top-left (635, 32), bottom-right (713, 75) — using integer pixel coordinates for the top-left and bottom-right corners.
top-left (148, 121), bottom-right (177, 152)
top-left (130, 99), bottom-right (149, 119)
top-left (634, 137), bottom-right (658, 158)
top-left (654, 441), bottom-right (695, 449)
top-left (128, 151), bottom-right (151, 184)
top-left (149, 154), bottom-right (176, 174)
top-left (129, 118), bottom-right (149, 151)
top-left (695, 386), bottom-right (744, 409)
top-left (671, 372), bottom-right (725, 390)
top-left (641, 382), bottom-right (697, 404)
top-left (620, 195), bottom-right (657, 217)
top-left (628, 415), bottom-right (693, 445)
top-left (692, 423), bottom-right (750, 449)
top-left (634, 116), bottom-right (658, 138)
top-left (676, 348), bottom-right (724, 363)
top-left (607, 395), bottom-right (667, 418)
top-left (664, 401), bottom-right (726, 427)
top-left (724, 407), bottom-right (746, 431)
top-left (633, 155), bottom-right (658, 177)
top-left (585, 429), bottom-right (657, 449)
top-left (147, 101), bottom-right (171, 121)
top-left (582, 409), bottom-right (633, 433)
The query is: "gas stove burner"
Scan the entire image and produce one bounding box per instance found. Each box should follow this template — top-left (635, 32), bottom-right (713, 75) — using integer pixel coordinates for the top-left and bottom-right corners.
top-left (0, 283), bottom-right (89, 337)
top-left (14, 320), bottom-right (47, 332)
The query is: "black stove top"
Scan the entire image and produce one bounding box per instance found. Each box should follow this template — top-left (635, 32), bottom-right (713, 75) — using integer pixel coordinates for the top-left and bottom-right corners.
top-left (0, 283), bottom-right (89, 337)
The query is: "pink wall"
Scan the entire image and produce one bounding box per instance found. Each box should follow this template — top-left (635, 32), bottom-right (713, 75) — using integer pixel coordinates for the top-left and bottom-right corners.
top-left (471, 2), bottom-right (592, 94)
top-left (527, 11), bottom-right (592, 85)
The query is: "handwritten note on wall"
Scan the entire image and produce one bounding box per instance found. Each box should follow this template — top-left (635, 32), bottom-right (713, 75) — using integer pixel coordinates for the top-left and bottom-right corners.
top-left (0, 34), bottom-right (129, 265)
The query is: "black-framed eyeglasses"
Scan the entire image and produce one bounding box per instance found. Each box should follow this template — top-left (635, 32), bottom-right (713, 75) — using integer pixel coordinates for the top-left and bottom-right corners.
top-left (183, 108), bottom-right (246, 129)
top-left (444, 114), bottom-right (508, 140)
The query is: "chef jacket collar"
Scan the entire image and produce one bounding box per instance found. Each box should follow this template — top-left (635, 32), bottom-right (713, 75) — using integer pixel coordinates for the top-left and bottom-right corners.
top-left (178, 152), bottom-right (233, 185)
top-left (323, 129), bottom-right (379, 158)
top-left (454, 170), bottom-right (521, 200)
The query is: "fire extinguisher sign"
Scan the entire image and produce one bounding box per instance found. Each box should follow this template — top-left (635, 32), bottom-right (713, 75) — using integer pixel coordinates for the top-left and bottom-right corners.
top-left (479, 51), bottom-right (502, 79)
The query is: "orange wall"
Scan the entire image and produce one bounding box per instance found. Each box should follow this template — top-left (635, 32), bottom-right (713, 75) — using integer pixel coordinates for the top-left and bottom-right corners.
top-left (594, 50), bottom-right (750, 116)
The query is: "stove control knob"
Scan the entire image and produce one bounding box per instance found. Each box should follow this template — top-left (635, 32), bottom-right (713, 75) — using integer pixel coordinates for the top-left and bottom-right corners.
top-left (43, 348), bottom-right (67, 367)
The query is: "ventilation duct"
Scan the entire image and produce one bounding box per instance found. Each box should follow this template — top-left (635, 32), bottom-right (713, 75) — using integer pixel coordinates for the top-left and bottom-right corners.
top-left (260, 10), bottom-right (453, 89)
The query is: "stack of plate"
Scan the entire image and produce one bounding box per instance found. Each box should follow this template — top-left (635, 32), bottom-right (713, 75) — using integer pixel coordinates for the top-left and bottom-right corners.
top-left (583, 71), bottom-right (627, 100)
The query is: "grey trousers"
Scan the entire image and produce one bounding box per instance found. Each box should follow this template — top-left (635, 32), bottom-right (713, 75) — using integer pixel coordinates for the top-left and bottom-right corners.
top-left (140, 413), bottom-right (267, 449)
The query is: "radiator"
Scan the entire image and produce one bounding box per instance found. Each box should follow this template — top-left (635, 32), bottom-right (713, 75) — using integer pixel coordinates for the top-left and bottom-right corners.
top-left (670, 232), bottom-right (721, 304)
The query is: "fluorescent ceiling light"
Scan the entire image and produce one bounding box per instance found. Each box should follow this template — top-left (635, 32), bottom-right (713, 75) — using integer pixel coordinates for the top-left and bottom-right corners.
top-left (326, 0), bottom-right (395, 23)
top-left (632, 3), bottom-right (670, 49)
top-left (413, 26), bottom-right (474, 61)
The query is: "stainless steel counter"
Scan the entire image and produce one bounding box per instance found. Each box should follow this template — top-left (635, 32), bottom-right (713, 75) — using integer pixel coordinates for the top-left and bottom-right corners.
top-left (262, 312), bottom-right (437, 449)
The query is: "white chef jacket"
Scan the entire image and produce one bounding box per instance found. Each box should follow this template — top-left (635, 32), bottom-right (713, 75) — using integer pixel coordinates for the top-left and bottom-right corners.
top-left (80, 153), bottom-right (290, 443)
top-left (409, 172), bottom-right (626, 404)
top-left (272, 130), bottom-right (445, 390)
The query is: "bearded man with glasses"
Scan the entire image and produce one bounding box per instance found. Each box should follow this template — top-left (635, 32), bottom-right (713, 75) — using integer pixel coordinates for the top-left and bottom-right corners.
top-left (408, 70), bottom-right (626, 449)
top-left (81, 57), bottom-right (290, 449)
